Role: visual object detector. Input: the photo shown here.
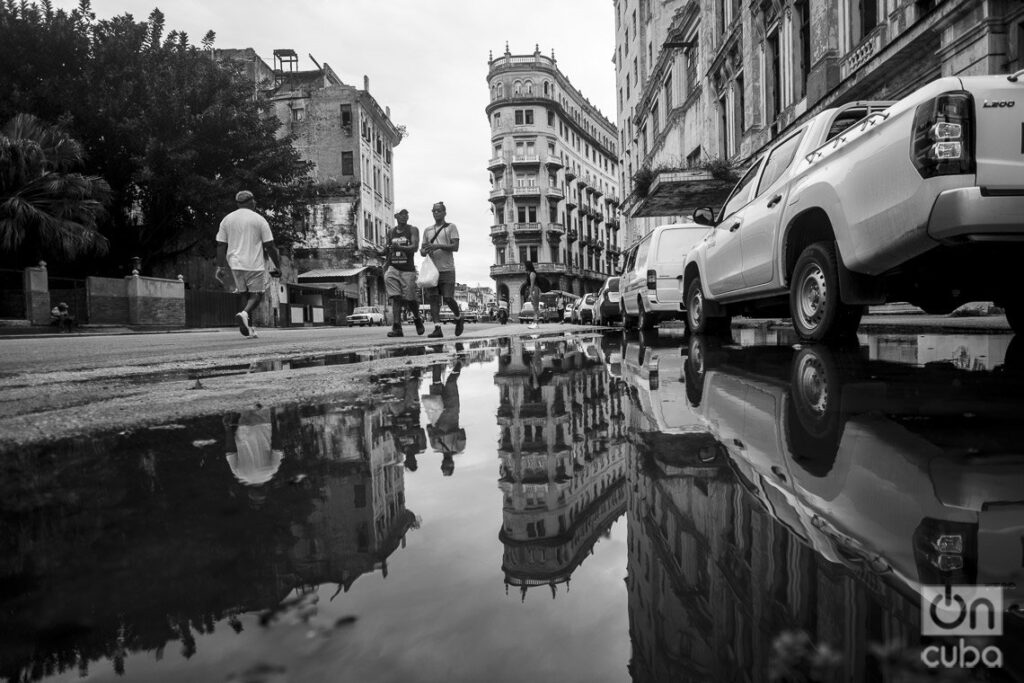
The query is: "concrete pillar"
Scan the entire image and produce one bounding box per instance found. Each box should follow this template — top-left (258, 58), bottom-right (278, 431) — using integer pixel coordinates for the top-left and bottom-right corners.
top-left (24, 264), bottom-right (50, 325)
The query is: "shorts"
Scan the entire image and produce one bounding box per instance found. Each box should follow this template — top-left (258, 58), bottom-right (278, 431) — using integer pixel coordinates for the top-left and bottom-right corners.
top-left (427, 269), bottom-right (456, 299)
top-left (385, 267), bottom-right (418, 300)
top-left (231, 269), bottom-right (269, 293)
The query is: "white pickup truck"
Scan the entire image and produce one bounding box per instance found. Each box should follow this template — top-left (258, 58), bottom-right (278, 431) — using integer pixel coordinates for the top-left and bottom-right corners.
top-left (683, 74), bottom-right (1024, 340)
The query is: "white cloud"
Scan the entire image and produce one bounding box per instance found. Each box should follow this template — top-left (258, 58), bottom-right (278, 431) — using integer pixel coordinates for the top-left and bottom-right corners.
top-left (54, 0), bottom-right (617, 286)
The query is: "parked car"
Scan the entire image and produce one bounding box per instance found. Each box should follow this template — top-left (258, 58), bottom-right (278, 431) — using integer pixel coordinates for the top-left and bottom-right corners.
top-left (575, 293), bottom-right (597, 324)
top-left (593, 276), bottom-right (621, 326)
top-left (620, 222), bottom-right (710, 331)
top-left (519, 302), bottom-right (558, 324)
top-left (347, 306), bottom-right (385, 326)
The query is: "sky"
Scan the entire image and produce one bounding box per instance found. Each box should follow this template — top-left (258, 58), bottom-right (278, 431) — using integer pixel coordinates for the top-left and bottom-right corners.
top-left (53, 0), bottom-right (619, 288)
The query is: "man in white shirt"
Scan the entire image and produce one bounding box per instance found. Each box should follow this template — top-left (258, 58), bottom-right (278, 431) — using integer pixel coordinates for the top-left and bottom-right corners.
top-left (216, 190), bottom-right (281, 337)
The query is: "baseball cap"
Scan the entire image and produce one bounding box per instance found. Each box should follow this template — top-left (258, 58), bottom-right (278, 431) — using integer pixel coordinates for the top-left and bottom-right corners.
top-left (235, 190), bottom-right (254, 203)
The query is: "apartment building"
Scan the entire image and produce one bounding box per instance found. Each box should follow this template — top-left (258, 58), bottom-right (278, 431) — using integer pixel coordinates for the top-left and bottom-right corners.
top-left (216, 48), bottom-right (403, 317)
top-left (614, 0), bottom-right (1024, 244)
top-left (486, 46), bottom-right (624, 316)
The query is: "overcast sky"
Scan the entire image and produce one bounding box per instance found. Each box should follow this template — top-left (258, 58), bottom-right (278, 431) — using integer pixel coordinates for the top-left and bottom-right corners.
top-left (54, 0), bottom-right (618, 287)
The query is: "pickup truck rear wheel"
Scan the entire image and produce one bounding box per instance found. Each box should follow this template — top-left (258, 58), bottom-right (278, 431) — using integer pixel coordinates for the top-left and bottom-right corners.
top-left (790, 242), bottom-right (858, 342)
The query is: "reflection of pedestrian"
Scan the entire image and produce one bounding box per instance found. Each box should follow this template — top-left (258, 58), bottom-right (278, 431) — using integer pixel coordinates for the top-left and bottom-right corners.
top-left (420, 201), bottom-right (463, 338)
top-left (215, 190), bottom-right (281, 338)
top-left (379, 209), bottom-right (426, 338)
top-left (424, 360), bottom-right (465, 476)
top-left (224, 405), bottom-right (283, 486)
top-left (391, 374), bottom-right (427, 471)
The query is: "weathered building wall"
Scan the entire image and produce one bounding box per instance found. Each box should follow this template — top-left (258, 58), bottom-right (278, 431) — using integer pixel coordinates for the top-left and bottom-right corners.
top-left (126, 276), bottom-right (185, 326)
top-left (86, 277), bottom-right (129, 325)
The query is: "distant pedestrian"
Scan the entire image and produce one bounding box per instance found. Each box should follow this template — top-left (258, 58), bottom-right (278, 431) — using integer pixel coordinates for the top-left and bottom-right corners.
top-left (523, 261), bottom-right (549, 329)
top-left (379, 209), bottom-right (426, 337)
top-left (215, 190), bottom-right (281, 338)
top-left (420, 201), bottom-right (463, 338)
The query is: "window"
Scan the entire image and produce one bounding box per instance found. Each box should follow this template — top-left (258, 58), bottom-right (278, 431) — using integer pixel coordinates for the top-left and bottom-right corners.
top-left (796, 0), bottom-right (811, 100)
top-left (632, 9), bottom-right (637, 32)
top-left (857, 0), bottom-right (879, 42)
top-left (384, 148), bottom-right (391, 165)
top-left (664, 73), bottom-right (673, 111)
top-left (342, 151), bottom-right (354, 175)
top-left (756, 129), bottom-right (804, 196)
top-left (514, 109), bottom-right (534, 125)
top-left (525, 80), bottom-right (534, 94)
top-left (633, 57), bottom-right (638, 82)
top-left (547, 110), bottom-right (555, 126)
top-left (493, 112), bottom-right (501, 128)
top-left (291, 107), bottom-right (304, 122)
top-left (626, 74), bottom-right (631, 98)
top-left (496, 247), bottom-right (507, 265)
top-left (718, 159), bottom-right (762, 220)
top-left (767, 31), bottom-right (781, 121)
top-left (340, 104), bottom-right (352, 127)
top-left (686, 47), bottom-right (697, 95)
top-left (651, 103), bottom-right (659, 136)
top-left (514, 80), bottom-right (522, 95)
top-left (543, 81), bottom-right (549, 96)
top-left (517, 205), bottom-right (538, 222)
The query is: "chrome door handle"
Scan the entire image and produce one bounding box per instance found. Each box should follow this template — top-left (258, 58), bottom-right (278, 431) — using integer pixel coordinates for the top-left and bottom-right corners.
top-left (729, 222), bottom-right (741, 232)
top-left (767, 194), bottom-right (783, 208)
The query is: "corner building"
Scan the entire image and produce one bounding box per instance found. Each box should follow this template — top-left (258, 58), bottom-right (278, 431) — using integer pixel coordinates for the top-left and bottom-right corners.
top-left (486, 46), bottom-right (624, 317)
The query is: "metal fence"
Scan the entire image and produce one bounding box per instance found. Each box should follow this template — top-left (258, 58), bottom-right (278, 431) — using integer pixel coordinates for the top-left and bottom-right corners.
top-left (0, 269), bottom-right (25, 319)
top-left (48, 276), bottom-right (88, 323)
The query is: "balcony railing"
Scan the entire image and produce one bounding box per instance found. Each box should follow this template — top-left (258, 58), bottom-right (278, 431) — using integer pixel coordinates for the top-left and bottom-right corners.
top-left (546, 186), bottom-right (564, 199)
top-left (490, 264), bottom-right (525, 277)
top-left (566, 229), bottom-right (578, 242)
top-left (512, 222), bottom-right (543, 236)
top-left (490, 224), bottom-right (509, 236)
top-left (544, 154), bottom-right (564, 169)
top-left (512, 185), bottom-right (541, 196)
top-left (511, 155), bottom-right (540, 165)
top-left (607, 217), bottom-right (619, 229)
top-left (565, 168), bottom-right (577, 180)
top-left (489, 185), bottom-right (510, 199)
top-left (565, 197), bottom-right (577, 209)
top-left (590, 185), bottom-right (604, 197)
top-left (487, 155), bottom-right (507, 171)
top-left (545, 223), bottom-right (565, 234)
top-left (576, 177), bottom-right (588, 189)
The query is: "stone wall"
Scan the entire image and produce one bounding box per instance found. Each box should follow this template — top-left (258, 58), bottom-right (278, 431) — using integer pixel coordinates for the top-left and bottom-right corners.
top-left (126, 276), bottom-right (185, 326)
top-left (87, 277), bottom-right (129, 324)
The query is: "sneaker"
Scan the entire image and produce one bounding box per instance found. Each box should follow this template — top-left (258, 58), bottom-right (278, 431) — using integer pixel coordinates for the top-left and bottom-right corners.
top-left (454, 317), bottom-right (464, 337)
top-left (236, 311), bottom-right (250, 337)
top-left (427, 326), bottom-right (443, 338)
top-left (414, 317), bottom-right (425, 336)
top-left (248, 327), bottom-right (259, 339)
top-left (387, 326), bottom-right (404, 338)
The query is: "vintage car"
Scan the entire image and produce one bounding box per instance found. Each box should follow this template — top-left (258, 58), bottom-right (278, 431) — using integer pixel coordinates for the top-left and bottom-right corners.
top-left (346, 306), bottom-right (385, 326)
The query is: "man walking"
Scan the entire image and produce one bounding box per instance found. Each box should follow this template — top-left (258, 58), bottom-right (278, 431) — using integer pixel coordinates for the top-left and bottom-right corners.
top-left (420, 201), bottom-right (464, 338)
top-left (379, 209), bottom-right (425, 337)
top-left (216, 190), bottom-right (281, 338)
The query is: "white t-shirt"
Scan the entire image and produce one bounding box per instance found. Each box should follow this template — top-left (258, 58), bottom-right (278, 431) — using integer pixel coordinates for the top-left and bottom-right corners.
top-left (216, 208), bottom-right (274, 271)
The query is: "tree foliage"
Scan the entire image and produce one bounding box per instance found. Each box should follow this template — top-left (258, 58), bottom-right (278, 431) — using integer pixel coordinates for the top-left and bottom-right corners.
top-left (0, 0), bottom-right (314, 274)
top-left (0, 113), bottom-right (111, 263)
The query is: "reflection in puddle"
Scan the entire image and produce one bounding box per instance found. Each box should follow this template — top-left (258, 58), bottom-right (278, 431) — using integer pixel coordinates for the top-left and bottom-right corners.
top-left (2, 332), bottom-right (1023, 681)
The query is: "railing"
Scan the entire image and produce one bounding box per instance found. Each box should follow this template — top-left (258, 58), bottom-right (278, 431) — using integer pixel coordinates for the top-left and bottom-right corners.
top-left (488, 155), bottom-right (508, 169)
top-left (512, 186), bottom-right (541, 196)
top-left (490, 224), bottom-right (509, 236)
top-left (511, 155), bottom-right (540, 164)
top-left (565, 168), bottom-right (577, 180)
top-left (513, 222), bottom-right (543, 235)
top-left (544, 154), bottom-right (564, 168)
top-left (490, 185), bottom-right (510, 198)
top-left (547, 187), bottom-right (564, 199)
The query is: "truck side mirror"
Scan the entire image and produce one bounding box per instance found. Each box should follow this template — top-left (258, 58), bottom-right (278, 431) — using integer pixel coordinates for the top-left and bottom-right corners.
top-left (692, 207), bottom-right (715, 226)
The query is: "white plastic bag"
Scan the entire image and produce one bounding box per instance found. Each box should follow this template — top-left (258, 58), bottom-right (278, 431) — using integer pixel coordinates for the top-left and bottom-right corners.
top-left (417, 257), bottom-right (439, 288)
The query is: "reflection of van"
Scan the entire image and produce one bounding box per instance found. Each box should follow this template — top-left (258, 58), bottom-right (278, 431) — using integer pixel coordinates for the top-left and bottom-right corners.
top-left (620, 222), bottom-right (710, 330)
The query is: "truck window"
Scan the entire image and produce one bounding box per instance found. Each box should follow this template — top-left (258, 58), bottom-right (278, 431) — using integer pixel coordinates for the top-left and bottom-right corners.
top-left (756, 129), bottom-right (805, 197)
top-left (718, 160), bottom-right (762, 221)
top-left (825, 108), bottom-right (869, 141)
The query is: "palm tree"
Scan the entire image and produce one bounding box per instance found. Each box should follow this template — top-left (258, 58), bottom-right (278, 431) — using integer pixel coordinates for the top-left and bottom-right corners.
top-left (0, 113), bottom-right (110, 263)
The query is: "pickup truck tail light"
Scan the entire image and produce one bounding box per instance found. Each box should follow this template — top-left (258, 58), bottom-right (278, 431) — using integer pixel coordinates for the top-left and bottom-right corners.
top-left (646, 269), bottom-right (657, 289)
top-left (912, 518), bottom-right (977, 585)
top-left (910, 90), bottom-right (975, 178)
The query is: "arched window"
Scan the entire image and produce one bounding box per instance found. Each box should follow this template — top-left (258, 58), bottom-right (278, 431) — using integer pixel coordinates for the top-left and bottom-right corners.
top-left (543, 81), bottom-right (549, 96)
top-left (497, 82), bottom-right (504, 99)
top-left (524, 80), bottom-right (534, 94)
top-left (513, 80), bottom-right (522, 95)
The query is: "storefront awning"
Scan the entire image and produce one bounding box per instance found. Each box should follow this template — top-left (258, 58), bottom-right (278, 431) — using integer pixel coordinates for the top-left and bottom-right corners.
top-left (297, 266), bottom-right (373, 283)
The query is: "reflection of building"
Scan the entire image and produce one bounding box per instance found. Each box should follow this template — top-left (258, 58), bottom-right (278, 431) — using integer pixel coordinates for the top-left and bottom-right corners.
top-left (0, 380), bottom-right (422, 681)
top-left (626, 436), bottom-right (919, 682)
top-left (495, 338), bottom-right (628, 598)
top-left (485, 44), bottom-right (622, 316)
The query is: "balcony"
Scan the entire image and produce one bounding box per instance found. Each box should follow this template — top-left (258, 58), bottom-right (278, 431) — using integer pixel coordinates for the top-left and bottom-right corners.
top-left (564, 168), bottom-right (576, 181)
top-left (565, 197), bottom-right (577, 209)
top-left (512, 222), bottom-right (543, 237)
top-left (544, 154), bottom-right (564, 169)
top-left (607, 217), bottom-right (620, 230)
top-left (566, 229), bottom-right (578, 243)
top-left (512, 185), bottom-right (541, 197)
top-left (511, 155), bottom-right (541, 166)
top-left (546, 186), bottom-right (564, 200)
top-left (579, 235), bottom-right (592, 247)
top-left (487, 155), bottom-right (507, 172)
top-left (595, 240), bottom-right (605, 252)
top-left (489, 185), bottom-right (510, 200)
top-left (545, 223), bottom-right (564, 242)
top-left (590, 185), bottom-right (604, 197)
top-left (490, 224), bottom-right (509, 240)
top-left (594, 210), bottom-right (604, 223)
top-left (606, 193), bottom-right (620, 205)
top-left (490, 264), bottom-right (526, 277)
top-left (576, 177), bottom-right (588, 189)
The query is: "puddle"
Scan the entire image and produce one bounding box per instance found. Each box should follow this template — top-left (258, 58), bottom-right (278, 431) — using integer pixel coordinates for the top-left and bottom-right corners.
top-left (2, 332), bottom-right (1023, 681)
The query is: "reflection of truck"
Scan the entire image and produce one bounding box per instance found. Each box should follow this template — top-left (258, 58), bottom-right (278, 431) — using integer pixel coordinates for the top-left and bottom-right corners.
top-left (684, 75), bottom-right (1024, 341)
top-left (687, 339), bottom-right (1024, 609)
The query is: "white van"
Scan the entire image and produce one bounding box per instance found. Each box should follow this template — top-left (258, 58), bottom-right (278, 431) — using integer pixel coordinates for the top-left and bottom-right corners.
top-left (620, 222), bottom-right (710, 330)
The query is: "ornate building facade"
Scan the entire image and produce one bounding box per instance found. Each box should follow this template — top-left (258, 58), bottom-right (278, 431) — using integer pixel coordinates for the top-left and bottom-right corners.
top-left (614, 0), bottom-right (1024, 244)
top-left (486, 46), bottom-right (624, 317)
